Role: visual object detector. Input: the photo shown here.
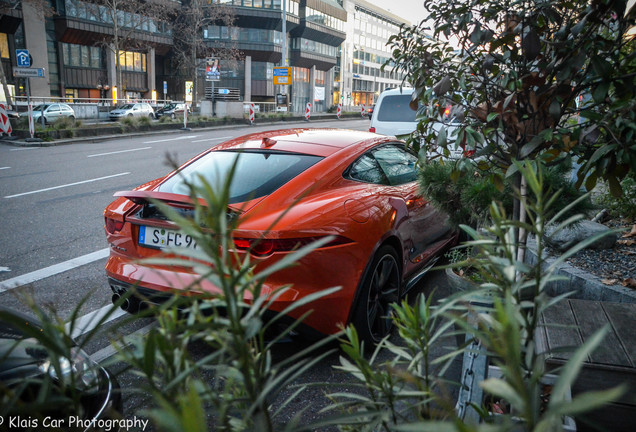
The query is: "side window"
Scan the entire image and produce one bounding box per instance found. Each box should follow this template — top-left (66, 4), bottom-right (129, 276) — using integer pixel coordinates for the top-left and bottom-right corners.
top-left (372, 144), bottom-right (418, 186)
top-left (49, 104), bottom-right (60, 112)
top-left (347, 153), bottom-right (389, 185)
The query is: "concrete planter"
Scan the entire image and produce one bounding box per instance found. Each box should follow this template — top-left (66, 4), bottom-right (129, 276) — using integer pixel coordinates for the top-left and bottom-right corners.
top-left (485, 365), bottom-right (576, 432)
top-left (445, 268), bottom-right (494, 307)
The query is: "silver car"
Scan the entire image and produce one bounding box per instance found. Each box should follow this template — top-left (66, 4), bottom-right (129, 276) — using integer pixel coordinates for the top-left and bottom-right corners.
top-left (109, 103), bottom-right (155, 120)
top-left (31, 103), bottom-right (76, 124)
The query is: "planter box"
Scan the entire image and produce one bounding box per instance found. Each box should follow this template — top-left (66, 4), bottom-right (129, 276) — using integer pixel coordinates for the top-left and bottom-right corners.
top-left (486, 365), bottom-right (576, 432)
top-left (445, 267), bottom-right (494, 307)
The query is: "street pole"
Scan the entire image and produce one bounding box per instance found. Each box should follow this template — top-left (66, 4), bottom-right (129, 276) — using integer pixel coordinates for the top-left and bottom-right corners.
top-left (26, 77), bottom-right (30, 111)
top-left (211, 81), bottom-right (215, 117)
top-left (282, 0), bottom-right (286, 67)
top-left (281, 0), bottom-right (288, 109)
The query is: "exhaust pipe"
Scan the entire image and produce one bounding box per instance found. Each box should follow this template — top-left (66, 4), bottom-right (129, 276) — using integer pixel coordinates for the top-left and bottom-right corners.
top-left (112, 293), bottom-right (134, 313)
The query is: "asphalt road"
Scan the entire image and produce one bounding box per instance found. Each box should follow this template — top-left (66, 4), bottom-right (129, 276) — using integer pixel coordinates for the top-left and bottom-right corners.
top-left (0, 118), bottom-right (459, 427)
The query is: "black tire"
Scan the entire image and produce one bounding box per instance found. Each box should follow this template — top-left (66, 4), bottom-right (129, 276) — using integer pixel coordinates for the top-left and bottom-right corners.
top-left (149, 113), bottom-right (155, 119)
top-left (352, 245), bottom-right (401, 345)
top-left (128, 113), bottom-right (133, 117)
top-left (69, 115), bottom-right (75, 121)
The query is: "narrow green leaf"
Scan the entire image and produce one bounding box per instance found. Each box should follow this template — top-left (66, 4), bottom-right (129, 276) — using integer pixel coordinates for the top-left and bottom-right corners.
top-left (486, 112), bottom-right (499, 122)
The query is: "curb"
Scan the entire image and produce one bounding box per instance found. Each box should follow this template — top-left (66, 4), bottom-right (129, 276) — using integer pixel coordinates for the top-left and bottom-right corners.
top-left (525, 237), bottom-right (636, 304)
top-left (0, 113), bottom-right (366, 147)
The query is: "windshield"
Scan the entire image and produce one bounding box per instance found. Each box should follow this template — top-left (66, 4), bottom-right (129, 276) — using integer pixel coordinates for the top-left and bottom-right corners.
top-left (119, 104), bottom-right (134, 110)
top-left (33, 105), bottom-right (50, 111)
top-left (377, 95), bottom-right (417, 122)
top-left (162, 104), bottom-right (176, 110)
top-left (158, 150), bottom-right (323, 204)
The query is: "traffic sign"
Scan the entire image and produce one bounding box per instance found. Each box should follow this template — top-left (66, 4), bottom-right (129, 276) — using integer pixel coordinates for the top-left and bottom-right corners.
top-left (14, 67), bottom-right (45, 78)
top-left (16, 49), bottom-right (31, 67)
top-left (273, 67), bottom-right (291, 85)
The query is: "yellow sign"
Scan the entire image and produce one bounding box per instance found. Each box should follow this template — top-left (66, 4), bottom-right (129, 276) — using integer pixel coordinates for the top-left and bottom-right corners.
top-left (273, 67), bottom-right (291, 85)
top-left (185, 81), bottom-right (193, 102)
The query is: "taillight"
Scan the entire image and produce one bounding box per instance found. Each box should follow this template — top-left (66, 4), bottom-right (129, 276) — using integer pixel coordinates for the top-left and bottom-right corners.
top-left (369, 127), bottom-right (376, 133)
top-left (459, 137), bottom-right (475, 158)
top-left (233, 236), bottom-right (352, 258)
top-left (105, 217), bottom-right (124, 234)
top-left (443, 105), bottom-right (452, 118)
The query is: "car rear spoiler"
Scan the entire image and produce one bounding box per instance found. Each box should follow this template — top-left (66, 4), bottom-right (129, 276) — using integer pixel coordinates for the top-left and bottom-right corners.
top-left (114, 190), bottom-right (246, 213)
top-left (114, 190), bottom-right (204, 207)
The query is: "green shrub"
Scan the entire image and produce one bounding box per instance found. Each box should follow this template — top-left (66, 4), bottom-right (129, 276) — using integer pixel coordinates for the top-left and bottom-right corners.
top-left (52, 116), bottom-right (76, 130)
top-left (137, 115), bottom-right (151, 126)
top-left (328, 161), bottom-right (624, 431)
top-left (158, 114), bottom-right (173, 123)
top-left (595, 173), bottom-right (636, 219)
top-left (419, 156), bottom-right (594, 229)
top-left (121, 116), bottom-right (136, 127)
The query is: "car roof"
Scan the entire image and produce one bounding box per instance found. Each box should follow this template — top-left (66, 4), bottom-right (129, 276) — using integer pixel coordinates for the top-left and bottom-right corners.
top-left (211, 128), bottom-right (387, 157)
top-left (379, 87), bottom-right (415, 97)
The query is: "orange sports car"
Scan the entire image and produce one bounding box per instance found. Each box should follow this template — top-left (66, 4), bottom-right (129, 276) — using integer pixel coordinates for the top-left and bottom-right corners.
top-left (104, 129), bottom-right (456, 343)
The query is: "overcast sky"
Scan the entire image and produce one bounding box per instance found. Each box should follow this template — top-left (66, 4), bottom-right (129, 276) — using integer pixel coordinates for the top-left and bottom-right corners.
top-left (365, 0), bottom-right (428, 26)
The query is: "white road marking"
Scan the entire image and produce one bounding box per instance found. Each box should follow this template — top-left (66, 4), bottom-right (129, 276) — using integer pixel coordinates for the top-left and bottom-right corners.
top-left (0, 248), bottom-right (109, 292)
top-left (143, 135), bottom-right (198, 144)
top-left (10, 147), bottom-right (39, 151)
top-left (191, 136), bottom-right (233, 143)
top-left (88, 147), bottom-right (152, 158)
top-left (3, 172), bottom-right (130, 199)
top-left (0, 166), bottom-right (10, 170)
top-left (90, 323), bottom-right (155, 363)
top-left (67, 304), bottom-right (127, 339)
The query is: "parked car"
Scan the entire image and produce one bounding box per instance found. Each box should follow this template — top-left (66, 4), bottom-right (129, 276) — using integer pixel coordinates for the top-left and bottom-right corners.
top-left (369, 88), bottom-right (466, 158)
top-left (0, 308), bottom-right (121, 426)
top-left (31, 103), bottom-right (76, 124)
top-left (104, 129), bottom-right (457, 344)
top-left (5, 108), bottom-right (20, 119)
top-left (155, 102), bottom-right (189, 119)
top-left (109, 103), bottom-right (155, 121)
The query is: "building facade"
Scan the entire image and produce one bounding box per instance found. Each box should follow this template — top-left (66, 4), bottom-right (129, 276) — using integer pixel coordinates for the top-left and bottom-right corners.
top-left (339, 0), bottom-right (408, 109)
top-left (0, 0), bottom-right (406, 113)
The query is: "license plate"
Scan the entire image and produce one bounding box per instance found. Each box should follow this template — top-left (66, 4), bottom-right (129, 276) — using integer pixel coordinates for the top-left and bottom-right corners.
top-left (138, 226), bottom-right (198, 250)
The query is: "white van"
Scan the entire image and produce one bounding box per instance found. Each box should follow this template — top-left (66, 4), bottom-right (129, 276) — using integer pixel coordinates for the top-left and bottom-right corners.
top-left (369, 87), bottom-right (419, 136)
top-left (369, 87), bottom-right (466, 158)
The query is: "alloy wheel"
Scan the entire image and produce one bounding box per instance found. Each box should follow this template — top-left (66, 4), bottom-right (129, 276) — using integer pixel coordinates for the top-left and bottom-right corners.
top-left (366, 253), bottom-right (400, 341)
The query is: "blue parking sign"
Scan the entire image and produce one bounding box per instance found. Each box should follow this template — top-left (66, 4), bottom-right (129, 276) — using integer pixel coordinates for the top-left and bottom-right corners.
top-left (16, 49), bottom-right (31, 68)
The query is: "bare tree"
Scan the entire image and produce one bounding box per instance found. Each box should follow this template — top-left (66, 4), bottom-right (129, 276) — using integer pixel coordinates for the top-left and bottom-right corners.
top-left (0, 0), bottom-right (53, 108)
top-left (85, 0), bottom-right (177, 97)
top-left (172, 0), bottom-right (239, 107)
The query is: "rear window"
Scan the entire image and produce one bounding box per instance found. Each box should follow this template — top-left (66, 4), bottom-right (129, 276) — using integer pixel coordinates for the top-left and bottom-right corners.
top-left (158, 150), bottom-right (323, 204)
top-left (377, 95), bottom-right (417, 122)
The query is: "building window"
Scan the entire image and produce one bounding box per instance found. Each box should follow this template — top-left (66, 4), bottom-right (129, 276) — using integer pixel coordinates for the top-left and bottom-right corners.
top-left (305, 7), bottom-right (345, 32)
top-left (64, 0), bottom-right (170, 35)
top-left (118, 50), bottom-right (146, 72)
top-left (291, 38), bottom-right (337, 57)
top-left (65, 88), bottom-right (78, 102)
top-left (62, 43), bottom-right (103, 68)
top-left (0, 33), bottom-right (8, 59)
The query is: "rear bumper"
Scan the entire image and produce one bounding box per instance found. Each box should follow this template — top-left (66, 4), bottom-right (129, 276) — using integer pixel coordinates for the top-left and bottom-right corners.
top-left (105, 243), bottom-right (364, 336)
top-left (107, 275), bottom-right (336, 340)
